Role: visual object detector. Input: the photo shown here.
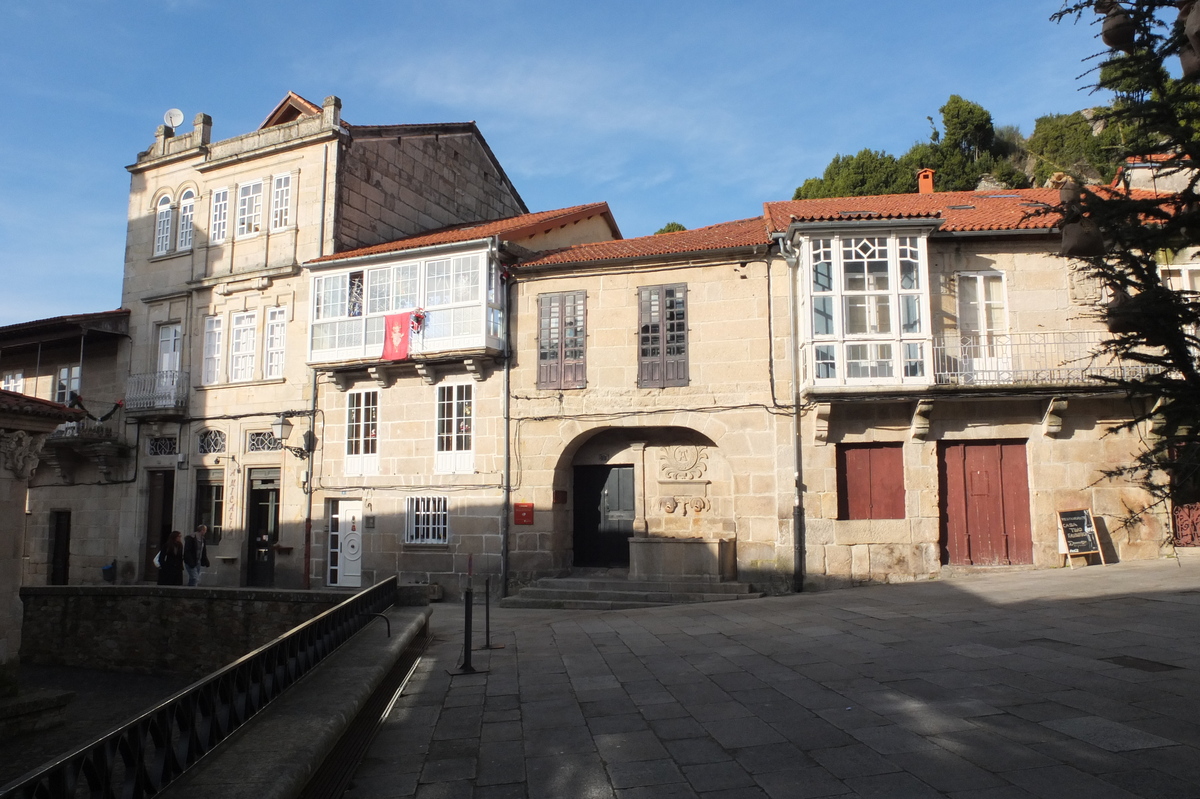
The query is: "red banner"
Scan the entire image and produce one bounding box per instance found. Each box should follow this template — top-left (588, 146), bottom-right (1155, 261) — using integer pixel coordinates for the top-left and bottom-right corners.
top-left (382, 312), bottom-right (412, 361)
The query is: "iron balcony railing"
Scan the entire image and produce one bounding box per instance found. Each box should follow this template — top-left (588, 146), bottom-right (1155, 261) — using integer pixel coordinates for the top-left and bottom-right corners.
top-left (124, 371), bottom-right (189, 413)
top-left (0, 578), bottom-right (400, 799)
top-left (47, 419), bottom-right (119, 442)
top-left (932, 330), bottom-right (1153, 386)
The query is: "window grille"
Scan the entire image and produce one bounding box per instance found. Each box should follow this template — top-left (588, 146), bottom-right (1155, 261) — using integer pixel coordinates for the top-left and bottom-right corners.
top-left (198, 429), bottom-right (226, 454)
top-left (405, 496), bottom-right (448, 544)
top-left (148, 437), bottom-right (178, 457)
top-left (247, 431), bottom-right (283, 453)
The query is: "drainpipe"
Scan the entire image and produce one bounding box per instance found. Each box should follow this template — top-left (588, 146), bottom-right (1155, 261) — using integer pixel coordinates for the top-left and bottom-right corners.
top-left (778, 234), bottom-right (806, 593)
top-left (303, 367), bottom-right (319, 589)
top-left (498, 239), bottom-right (512, 598)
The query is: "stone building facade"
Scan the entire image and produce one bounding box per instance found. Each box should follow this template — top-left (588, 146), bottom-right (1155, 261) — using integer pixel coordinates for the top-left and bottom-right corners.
top-left (6, 94), bottom-right (1185, 598)
top-left (0, 390), bottom-right (82, 694)
top-left (765, 189), bottom-right (1172, 589)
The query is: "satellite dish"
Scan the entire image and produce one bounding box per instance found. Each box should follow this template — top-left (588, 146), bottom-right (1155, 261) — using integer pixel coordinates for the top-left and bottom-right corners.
top-left (163, 108), bottom-right (184, 128)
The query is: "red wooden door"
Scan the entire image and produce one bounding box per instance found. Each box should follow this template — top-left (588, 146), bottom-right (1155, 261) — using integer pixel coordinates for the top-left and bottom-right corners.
top-left (940, 441), bottom-right (1033, 566)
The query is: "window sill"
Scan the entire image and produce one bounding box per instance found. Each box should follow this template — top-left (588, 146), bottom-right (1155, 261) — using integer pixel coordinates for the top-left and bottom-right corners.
top-left (149, 249), bottom-right (193, 263)
top-left (196, 377), bottom-right (286, 391)
top-left (402, 542), bottom-right (450, 550)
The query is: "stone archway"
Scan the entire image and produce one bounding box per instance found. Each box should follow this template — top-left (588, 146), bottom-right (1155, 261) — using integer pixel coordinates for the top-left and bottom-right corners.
top-left (553, 426), bottom-right (733, 574)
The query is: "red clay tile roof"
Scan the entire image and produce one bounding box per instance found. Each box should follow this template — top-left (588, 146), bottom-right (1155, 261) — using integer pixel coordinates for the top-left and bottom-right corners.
top-left (0, 389), bottom-right (84, 421)
top-left (309, 204), bottom-right (618, 265)
top-left (518, 217), bottom-right (772, 268)
top-left (764, 189), bottom-right (1068, 234)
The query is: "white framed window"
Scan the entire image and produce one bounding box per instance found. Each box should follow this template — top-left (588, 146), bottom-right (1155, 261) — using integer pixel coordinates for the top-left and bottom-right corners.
top-left (949, 272), bottom-right (1011, 379)
top-left (264, 307), bottom-right (287, 379)
top-left (230, 312), bottom-right (257, 382)
top-left (210, 188), bottom-right (229, 243)
top-left (405, 496), bottom-right (448, 544)
top-left (236, 181), bottom-right (263, 237)
top-left (55, 365), bottom-right (80, 404)
top-left (154, 195), bottom-right (173, 256)
top-left (271, 174), bottom-right (292, 230)
top-left (802, 232), bottom-right (932, 386)
top-left (435, 383), bottom-right (473, 474)
top-left (158, 323), bottom-right (182, 373)
top-left (345, 390), bottom-right (379, 477)
top-left (203, 316), bottom-right (223, 385)
top-left (1, 370), bottom-right (23, 393)
top-left (310, 249), bottom-right (504, 361)
top-left (177, 190), bottom-right (195, 250)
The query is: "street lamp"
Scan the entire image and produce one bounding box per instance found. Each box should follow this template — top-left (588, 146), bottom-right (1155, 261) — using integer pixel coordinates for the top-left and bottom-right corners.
top-left (272, 414), bottom-right (314, 459)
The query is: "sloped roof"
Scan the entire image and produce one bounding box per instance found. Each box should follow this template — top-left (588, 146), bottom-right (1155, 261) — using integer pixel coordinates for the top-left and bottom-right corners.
top-left (0, 309), bottom-right (129, 344)
top-left (0, 389), bottom-right (84, 422)
top-left (519, 217), bottom-right (771, 268)
top-left (259, 91), bottom-right (324, 129)
top-left (309, 204), bottom-right (619, 264)
top-left (764, 189), bottom-right (1066, 234)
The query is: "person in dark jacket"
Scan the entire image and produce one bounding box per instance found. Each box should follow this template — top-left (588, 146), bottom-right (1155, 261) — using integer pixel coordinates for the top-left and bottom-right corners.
top-left (184, 524), bottom-right (210, 586)
top-left (157, 530), bottom-right (184, 586)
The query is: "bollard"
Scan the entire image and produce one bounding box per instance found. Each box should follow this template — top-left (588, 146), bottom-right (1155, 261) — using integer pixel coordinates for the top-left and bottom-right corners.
top-left (460, 587), bottom-right (475, 673)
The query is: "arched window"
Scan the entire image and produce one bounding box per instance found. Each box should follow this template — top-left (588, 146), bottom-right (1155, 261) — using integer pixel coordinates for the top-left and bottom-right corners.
top-left (154, 195), bottom-right (173, 256)
top-left (177, 189), bottom-right (195, 251)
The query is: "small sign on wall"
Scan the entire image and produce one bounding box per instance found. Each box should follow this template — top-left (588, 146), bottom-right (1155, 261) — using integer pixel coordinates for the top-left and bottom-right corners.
top-left (514, 503), bottom-right (534, 525)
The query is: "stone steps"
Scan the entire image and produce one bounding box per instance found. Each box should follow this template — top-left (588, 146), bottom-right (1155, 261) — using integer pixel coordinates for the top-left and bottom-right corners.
top-left (499, 570), bottom-right (763, 610)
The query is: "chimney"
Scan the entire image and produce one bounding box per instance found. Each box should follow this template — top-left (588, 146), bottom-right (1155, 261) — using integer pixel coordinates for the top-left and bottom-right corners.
top-left (918, 168), bottom-right (935, 194)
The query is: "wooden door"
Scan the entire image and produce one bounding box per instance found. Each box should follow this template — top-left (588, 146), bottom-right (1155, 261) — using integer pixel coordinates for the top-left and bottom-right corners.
top-left (144, 470), bottom-right (175, 577)
top-left (573, 465), bottom-right (634, 568)
top-left (49, 510), bottom-right (71, 585)
top-left (940, 441), bottom-right (1032, 566)
top-left (247, 468), bottom-right (280, 587)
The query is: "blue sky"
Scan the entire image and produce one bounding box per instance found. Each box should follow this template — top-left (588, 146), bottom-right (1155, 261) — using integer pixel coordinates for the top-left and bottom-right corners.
top-left (0, 1), bottom-right (1107, 326)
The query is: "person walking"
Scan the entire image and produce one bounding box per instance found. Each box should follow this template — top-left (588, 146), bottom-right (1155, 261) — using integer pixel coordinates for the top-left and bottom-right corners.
top-left (156, 531), bottom-right (185, 586)
top-left (184, 524), bottom-right (210, 586)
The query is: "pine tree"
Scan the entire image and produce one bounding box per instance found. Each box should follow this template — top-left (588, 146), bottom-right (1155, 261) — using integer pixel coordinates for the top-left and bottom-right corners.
top-left (1053, 0), bottom-right (1200, 517)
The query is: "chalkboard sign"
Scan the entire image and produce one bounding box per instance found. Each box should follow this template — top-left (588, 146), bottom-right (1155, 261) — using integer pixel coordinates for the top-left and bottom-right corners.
top-left (1058, 508), bottom-right (1105, 565)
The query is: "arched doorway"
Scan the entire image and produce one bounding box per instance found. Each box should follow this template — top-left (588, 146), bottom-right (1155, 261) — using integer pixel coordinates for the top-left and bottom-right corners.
top-left (573, 464), bottom-right (635, 567)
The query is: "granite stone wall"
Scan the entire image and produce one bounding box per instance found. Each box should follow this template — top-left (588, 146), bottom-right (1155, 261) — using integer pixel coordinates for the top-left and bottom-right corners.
top-left (18, 586), bottom-right (424, 676)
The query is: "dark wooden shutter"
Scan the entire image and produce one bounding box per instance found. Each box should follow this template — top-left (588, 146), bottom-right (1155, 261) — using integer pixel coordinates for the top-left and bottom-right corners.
top-left (662, 284), bottom-right (688, 386)
top-left (537, 294), bottom-right (561, 389)
top-left (837, 443), bottom-right (905, 520)
top-left (638, 286), bottom-right (662, 387)
top-left (561, 291), bottom-right (587, 389)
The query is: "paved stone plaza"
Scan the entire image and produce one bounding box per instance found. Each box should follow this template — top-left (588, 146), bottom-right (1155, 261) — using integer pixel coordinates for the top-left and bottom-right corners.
top-left (347, 557), bottom-right (1200, 799)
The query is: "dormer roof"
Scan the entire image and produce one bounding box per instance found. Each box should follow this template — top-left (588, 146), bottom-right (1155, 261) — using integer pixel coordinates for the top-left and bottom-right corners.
top-left (259, 91), bottom-right (324, 129)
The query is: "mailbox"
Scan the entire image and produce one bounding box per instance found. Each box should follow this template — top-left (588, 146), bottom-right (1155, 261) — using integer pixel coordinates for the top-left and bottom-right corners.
top-left (514, 503), bottom-right (535, 525)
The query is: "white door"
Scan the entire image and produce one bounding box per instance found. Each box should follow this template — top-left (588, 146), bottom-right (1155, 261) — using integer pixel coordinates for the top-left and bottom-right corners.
top-left (956, 272), bottom-right (1009, 383)
top-left (158, 323), bottom-right (182, 372)
top-left (328, 500), bottom-right (363, 587)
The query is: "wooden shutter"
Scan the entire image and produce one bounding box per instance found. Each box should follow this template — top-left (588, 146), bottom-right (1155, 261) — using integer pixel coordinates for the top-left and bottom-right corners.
top-left (837, 443), bottom-right (905, 520)
top-left (662, 284), bottom-right (688, 386)
top-left (537, 294), bottom-right (561, 389)
top-left (561, 291), bottom-right (587, 389)
top-left (638, 286), bottom-right (663, 387)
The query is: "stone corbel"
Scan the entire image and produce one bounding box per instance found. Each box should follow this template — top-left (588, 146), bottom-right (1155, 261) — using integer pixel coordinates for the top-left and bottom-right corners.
top-left (415, 363), bottom-right (439, 385)
top-left (813, 402), bottom-right (833, 446)
top-left (464, 359), bottom-right (487, 382)
top-left (331, 373), bottom-right (355, 392)
top-left (36, 448), bottom-right (74, 484)
top-left (1043, 396), bottom-right (1068, 438)
top-left (367, 366), bottom-right (396, 389)
top-left (910, 399), bottom-right (934, 441)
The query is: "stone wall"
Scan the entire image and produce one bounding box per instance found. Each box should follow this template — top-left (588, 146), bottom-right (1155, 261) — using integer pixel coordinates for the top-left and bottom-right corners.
top-left (17, 586), bottom-right (427, 676)
top-left (336, 133), bottom-right (526, 251)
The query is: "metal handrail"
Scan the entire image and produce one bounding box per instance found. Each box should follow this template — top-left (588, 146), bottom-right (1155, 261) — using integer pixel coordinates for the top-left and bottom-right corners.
top-left (0, 578), bottom-right (399, 799)
top-left (124, 371), bottom-right (189, 412)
